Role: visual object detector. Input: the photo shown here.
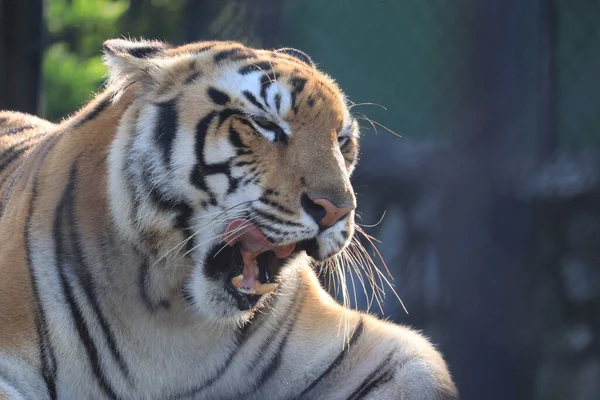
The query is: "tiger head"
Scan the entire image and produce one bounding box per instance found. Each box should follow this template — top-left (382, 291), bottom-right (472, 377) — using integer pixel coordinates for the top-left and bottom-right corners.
top-left (104, 39), bottom-right (359, 321)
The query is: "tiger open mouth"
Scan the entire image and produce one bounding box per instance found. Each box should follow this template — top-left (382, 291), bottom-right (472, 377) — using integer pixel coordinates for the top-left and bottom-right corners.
top-left (219, 219), bottom-right (313, 311)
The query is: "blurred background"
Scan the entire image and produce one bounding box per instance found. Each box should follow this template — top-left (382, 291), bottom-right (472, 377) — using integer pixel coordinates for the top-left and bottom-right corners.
top-left (1, 0), bottom-right (599, 398)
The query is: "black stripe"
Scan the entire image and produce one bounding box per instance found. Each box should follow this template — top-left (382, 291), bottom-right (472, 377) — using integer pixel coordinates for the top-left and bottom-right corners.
top-left (192, 152), bottom-right (240, 198)
top-left (0, 162), bottom-right (20, 199)
top-left (227, 177), bottom-right (240, 194)
top-left (104, 41), bottom-right (165, 58)
top-left (258, 197), bottom-right (294, 215)
top-left (0, 144), bottom-right (34, 177)
top-left (122, 140), bottom-right (141, 225)
top-left (218, 108), bottom-right (243, 127)
top-left (251, 219), bottom-right (291, 238)
top-left (73, 96), bottom-right (111, 128)
top-left (348, 370), bottom-right (394, 400)
top-left (203, 162), bottom-right (230, 176)
top-left (233, 160), bottom-right (253, 167)
top-left (147, 185), bottom-right (181, 212)
top-left (214, 48), bottom-right (254, 63)
top-left (194, 43), bottom-right (216, 53)
top-left (253, 207), bottom-right (303, 227)
top-left (274, 94), bottom-right (282, 113)
top-left (295, 317), bottom-right (365, 399)
top-left (235, 117), bottom-right (256, 133)
top-left (238, 61), bottom-right (272, 75)
top-left (25, 181), bottom-right (58, 400)
top-left (136, 251), bottom-right (172, 311)
top-left (182, 284), bottom-right (303, 399)
top-left (1, 124), bottom-right (34, 135)
top-left (240, 284), bottom-right (307, 395)
top-left (141, 161), bottom-right (189, 215)
top-left (0, 132), bottom-right (47, 174)
top-left (66, 180), bottom-right (131, 381)
top-left (251, 118), bottom-right (288, 144)
top-left (240, 170), bottom-right (262, 187)
top-left (259, 73), bottom-right (277, 104)
top-left (139, 259), bottom-right (158, 311)
top-left (23, 134), bottom-right (63, 400)
top-left (242, 90), bottom-right (265, 111)
top-left (54, 164), bottom-right (122, 400)
top-left (289, 77), bottom-right (307, 114)
top-left (237, 148), bottom-right (253, 156)
top-left (154, 99), bottom-right (179, 166)
top-left (189, 112), bottom-right (216, 191)
top-left (140, 163), bottom-right (195, 253)
top-left (276, 48), bottom-right (313, 66)
top-left (0, 131), bottom-right (44, 155)
top-left (228, 125), bottom-right (247, 149)
top-left (207, 87), bottom-right (230, 106)
top-left (128, 46), bottom-right (162, 58)
top-left (184, 71), bottom-right (201, 84)
top-left (174, 201), bottom-right (195, 252)
top-left (214, 48), bottom-right (240, 63)
top-left (347, 353), bottom-right (396, 400)
top-left (167, 305), bottom-right (272, 399)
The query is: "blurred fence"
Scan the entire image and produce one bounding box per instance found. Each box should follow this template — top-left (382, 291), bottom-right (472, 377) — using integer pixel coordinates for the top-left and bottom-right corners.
top-left (281, 2), bottom-right (600, 399)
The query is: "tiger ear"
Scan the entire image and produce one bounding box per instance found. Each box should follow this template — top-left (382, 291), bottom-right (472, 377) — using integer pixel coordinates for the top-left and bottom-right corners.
top-left (275, 47), bottom-right (315, 68)
top-left (102, 38), bottom-right (171, 84)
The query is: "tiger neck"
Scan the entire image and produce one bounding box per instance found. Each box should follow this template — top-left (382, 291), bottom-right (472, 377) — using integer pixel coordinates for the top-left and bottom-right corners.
top-left (44, 84), bottom-right (140, 236)
top-left (39, 84), bottom-right (197, 318)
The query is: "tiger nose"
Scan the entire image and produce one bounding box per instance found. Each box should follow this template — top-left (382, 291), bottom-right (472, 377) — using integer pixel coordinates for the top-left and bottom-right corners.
top-left (301, 194), bottom-right (355, 229)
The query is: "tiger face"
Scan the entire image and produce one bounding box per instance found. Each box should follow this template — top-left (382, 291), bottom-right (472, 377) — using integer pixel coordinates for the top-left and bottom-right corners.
top-left (105, 39), bottom-right (359, 321)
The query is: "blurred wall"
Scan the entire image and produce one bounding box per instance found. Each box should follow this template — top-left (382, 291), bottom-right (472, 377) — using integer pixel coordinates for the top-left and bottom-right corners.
top-left (0, 0), bottom-right (43, 114)
top-left (278, 1), bottom-right (600, 398)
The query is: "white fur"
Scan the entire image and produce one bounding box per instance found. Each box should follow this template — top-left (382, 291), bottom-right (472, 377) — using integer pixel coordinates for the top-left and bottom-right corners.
top-left (203, 136), bottom-right (236, 165)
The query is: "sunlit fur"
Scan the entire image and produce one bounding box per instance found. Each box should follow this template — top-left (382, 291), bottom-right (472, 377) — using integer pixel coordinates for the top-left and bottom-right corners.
top-left (0, 39), bottom-right (457, 399)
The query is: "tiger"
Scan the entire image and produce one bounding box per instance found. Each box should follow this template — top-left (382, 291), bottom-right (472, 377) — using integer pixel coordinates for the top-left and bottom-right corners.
top-left (0, 38), bottom-right (457, 399)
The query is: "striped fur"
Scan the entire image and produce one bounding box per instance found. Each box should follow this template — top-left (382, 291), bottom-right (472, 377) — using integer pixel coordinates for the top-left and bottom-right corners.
top-left (0, 39), bottom-right (457, 399)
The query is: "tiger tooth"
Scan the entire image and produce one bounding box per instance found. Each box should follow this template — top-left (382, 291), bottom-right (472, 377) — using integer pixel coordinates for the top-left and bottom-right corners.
top-left (231, 274), bottom-right (243, 287)
top-left (254, 282), bottom-right (278, 295)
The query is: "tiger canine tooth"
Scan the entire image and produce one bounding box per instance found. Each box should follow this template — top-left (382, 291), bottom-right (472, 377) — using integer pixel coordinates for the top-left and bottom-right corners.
top-left (254, 282), bottom-right (278, 295)
top-left (231, 274), bottom-right (243, 287)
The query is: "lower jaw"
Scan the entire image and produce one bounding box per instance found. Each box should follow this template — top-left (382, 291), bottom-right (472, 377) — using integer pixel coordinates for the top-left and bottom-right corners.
top-left (224, 283), bottom-right (264, 311)
top-left (232, 239), bottom-right (322, 310)
top-left (202, 238), bottom-right (321, 312)
top-left (225, 251), bottom-right (300, 311)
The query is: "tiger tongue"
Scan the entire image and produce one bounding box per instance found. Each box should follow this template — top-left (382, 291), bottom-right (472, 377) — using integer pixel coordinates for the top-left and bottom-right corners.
top-left (225, 220), bottom-right (295, 294)
top-left (224, 220), bottom-right (295, 258)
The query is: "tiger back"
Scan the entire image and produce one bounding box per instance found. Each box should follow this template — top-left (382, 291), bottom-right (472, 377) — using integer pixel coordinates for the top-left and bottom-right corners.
top-left (0, 39), bottom-right (457, 399)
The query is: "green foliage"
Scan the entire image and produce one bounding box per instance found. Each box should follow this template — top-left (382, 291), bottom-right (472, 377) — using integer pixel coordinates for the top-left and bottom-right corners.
top-left (42, 0), bottom-right (184, 121)
top-left (46, 0), bottom-right (129, 51)
top-left (43, 43), bottom-right (107, 121)
top-left (43, 0), bottom-right (128, 120)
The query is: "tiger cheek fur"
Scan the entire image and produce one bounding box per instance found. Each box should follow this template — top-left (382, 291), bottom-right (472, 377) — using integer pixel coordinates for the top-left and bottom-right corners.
top-left (0, 38), bottom-right (457, 399)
